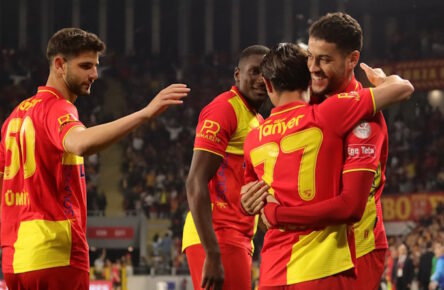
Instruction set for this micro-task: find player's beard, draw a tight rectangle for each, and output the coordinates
[311,66,348,98]
[64,68,92,97]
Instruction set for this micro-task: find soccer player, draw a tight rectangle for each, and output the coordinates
[242,13,395,290]
[183,45,270,290]
[0,28,189,290]
[242,43,413,289]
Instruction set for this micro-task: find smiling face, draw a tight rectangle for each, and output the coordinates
[62,51,99,96]
[307,37,353,97]
[235,54,268,110]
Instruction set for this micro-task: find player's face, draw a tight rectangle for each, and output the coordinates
[307,37,350,97]
[64,51,99,96]
[235,54,267,109]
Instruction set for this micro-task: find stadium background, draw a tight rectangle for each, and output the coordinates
[0,0,443,289]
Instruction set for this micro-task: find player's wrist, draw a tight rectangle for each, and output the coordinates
[263,202,279,227]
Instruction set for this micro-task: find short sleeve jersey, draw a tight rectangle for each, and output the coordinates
[243,88,375,286]
[0,86,88,274]
[341,78,389,258]
[182,86,262,253]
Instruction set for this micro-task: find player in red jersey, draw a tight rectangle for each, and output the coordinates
[182,45,269,290]
[0,28,189,290]
[242,13,395,290]
[242,43,412,290]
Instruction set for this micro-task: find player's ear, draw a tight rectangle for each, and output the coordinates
[348,50,360,70]
[234,66,240,84]
[53,55,67,75]
[263,77,273,94]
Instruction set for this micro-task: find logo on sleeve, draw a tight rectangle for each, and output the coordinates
[352,122,371,139]
[196,119,221,143]
[58,113,78,127]
[337,91,360,101]
[347,144,376,159]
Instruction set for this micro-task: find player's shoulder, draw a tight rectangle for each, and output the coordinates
[348,112,387,141]
[200,89,237,118]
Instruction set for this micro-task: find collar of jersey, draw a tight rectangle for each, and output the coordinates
[230,86,257,114]
[37,86,64,100]
[326,74,361,97]
[270,100,307,117]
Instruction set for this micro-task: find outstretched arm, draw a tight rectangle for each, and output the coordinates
[64,84,190,156]
[261,170,374,228]
[186,150,224,290]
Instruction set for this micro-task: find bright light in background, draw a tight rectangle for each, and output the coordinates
[428,90,443,106]
[428,90,444,113]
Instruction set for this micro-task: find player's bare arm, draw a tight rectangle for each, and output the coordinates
[361,63,414,111]
[64,84,189,156]
[240,180,269,215]
[186,150,224,290]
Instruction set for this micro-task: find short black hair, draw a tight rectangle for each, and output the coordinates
[309,12,363,54]
[238,45,270,66]
[46,28,106,63]
[260,43,310,92]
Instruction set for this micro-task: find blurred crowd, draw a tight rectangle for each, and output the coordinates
[383,204,444,290]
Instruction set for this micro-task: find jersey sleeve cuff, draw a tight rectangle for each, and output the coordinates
[342,168,377,174]
[369,88,376,115]
[193,147,225,158]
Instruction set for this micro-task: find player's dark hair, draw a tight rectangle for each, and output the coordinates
[238,45,270,66]
[260,43,310,92]
[46,28,106,63]
[309,12,363,54]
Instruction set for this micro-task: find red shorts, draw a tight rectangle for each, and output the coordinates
[259,268,356,290]
[4,266,89,290]
[185,243,252,290]
[355,249,387,290]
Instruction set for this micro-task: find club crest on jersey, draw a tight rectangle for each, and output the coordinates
[337,91,360,101]
[353,122,371,139]
[196,119,221,143]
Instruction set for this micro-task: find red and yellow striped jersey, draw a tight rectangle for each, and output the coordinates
[182,86,262,254]
[0,86,88,273]
[342,78,389,258]
[244,88,375,286]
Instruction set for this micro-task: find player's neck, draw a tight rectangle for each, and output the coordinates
[46,73,78,103]
[275,90,306,107]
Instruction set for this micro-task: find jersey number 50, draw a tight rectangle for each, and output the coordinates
[250,128,322,201]
[4,117,36,180]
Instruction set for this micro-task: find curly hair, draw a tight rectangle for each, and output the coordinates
[309,12,363,54]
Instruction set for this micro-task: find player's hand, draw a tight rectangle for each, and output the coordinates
[142,84,190,119]
[201,252,224,290]
[240,180,270,215]
[360,63,387,87]
[260,195,280,230]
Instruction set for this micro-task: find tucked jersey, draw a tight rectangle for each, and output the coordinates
[0,86,88,274]
[342,78,389,258]
[244,89,376,286]
[182,86,262,254]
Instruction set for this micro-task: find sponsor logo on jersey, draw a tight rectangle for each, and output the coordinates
[196,119,221,143]
[347,144,376,159]
[353,122,371,139]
